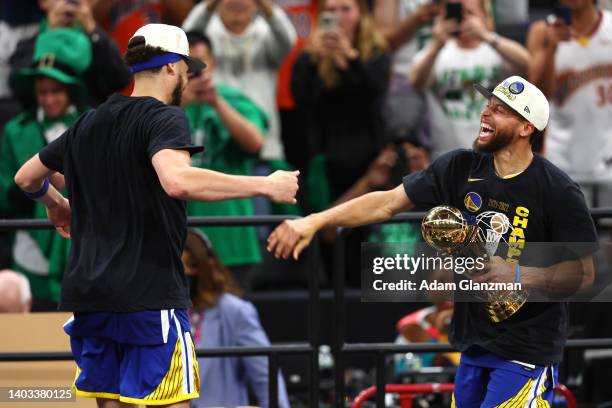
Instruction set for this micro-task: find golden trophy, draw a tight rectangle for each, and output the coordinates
[421,206,527,322]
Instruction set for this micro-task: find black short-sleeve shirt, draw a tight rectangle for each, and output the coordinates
[39,94,203,312]
[403,149,598,365]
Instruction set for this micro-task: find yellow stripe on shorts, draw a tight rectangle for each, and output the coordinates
[497,378,533,408]
[144,338,184,401]
[535,381,551,408]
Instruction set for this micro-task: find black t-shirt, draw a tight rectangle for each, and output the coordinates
[403,149,598,365]
[39,94,203,312]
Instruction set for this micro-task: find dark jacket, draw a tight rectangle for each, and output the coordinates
[291,49,391,200]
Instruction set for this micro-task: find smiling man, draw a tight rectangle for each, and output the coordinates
[267,75,598,407]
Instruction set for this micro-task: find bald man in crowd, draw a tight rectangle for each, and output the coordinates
[0,270,32,313]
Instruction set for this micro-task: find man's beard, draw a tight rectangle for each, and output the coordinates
[170,76,184,106]
[473,127,513,153]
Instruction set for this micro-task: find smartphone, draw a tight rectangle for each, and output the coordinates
[318,11,339,31]
[445,2,463,23]
[554,5,572,25]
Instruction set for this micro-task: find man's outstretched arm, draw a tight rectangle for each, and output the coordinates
[267,184,413,260]
[152,148,299,203]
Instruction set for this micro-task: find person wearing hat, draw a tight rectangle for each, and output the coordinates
[267,75,598,407]
[0,28,91,311]
[9,0,131,107]
[13,23,299,407]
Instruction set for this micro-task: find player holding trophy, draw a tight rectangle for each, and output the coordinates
[268,76,597,406]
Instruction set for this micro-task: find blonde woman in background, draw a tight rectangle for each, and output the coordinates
[292,0,392,205]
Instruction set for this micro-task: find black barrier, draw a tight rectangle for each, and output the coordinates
[0,215,316,408]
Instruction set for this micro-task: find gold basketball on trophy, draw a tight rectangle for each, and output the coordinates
[421,206,527,323]
[421,206,480,257]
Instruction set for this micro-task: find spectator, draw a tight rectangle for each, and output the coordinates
[182,0,297,176]
[183,229,290,408]
[527,0,612,201]
[183,31,267,288]
[394,303,459,373]
[0,0,42,132]
[292,0,391,203]
[90,0,196,54]
[0,29,89,311]
[373,0,439,149]
[0,1,43,269]
[9,0,131,107]
[0,270,32,313]
[409,0,529,153]
[276,0,320,175]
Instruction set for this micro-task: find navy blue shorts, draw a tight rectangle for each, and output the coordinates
[64,309,199,405]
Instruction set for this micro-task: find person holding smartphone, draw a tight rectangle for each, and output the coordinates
[9,0,131,107]
[409,0,529,154]
[527,0,612,204]
[291,0,391,205]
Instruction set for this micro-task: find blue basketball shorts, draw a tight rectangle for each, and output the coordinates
[452,347,558,408]
[64,309,199,405]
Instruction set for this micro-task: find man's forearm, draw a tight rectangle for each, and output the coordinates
[521,256,594,294]
[409,41,443,89]
[485,33,529,72]
[310,186,411,231]
[214,97,263,154]
[528,46,557,98]
[177,167,269,202]
[264,4,297,65]
[18,177,65,209]
[385,13,423,51]
[182,2,212,32]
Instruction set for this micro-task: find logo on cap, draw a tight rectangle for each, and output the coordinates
[509,81,524,95]
[494,84,516,101]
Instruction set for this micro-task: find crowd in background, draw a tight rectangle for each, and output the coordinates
[1,0,612,406]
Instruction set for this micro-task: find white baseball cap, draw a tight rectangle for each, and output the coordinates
[129,24,205,73]
[474,75,549,131]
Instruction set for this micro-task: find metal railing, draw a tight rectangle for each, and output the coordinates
[0,215,318,408]
[3,209,612,407]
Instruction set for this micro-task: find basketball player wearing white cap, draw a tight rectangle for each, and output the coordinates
[268,75,597,406]
[14,24,298,407]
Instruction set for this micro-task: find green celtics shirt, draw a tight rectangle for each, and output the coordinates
[0,107,79,303]
[414,39,505,150]
[185,85,268,266]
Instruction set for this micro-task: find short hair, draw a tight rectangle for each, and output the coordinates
[124,35,168,74]
[185,31,214,56]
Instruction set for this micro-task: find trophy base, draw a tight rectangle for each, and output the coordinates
[486,296,527,323]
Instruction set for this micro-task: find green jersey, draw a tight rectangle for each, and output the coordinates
[0,108,79,303]
[185,85,268,266]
